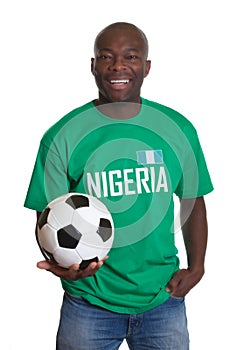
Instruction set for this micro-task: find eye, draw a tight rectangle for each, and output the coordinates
[98,54,112,60]
[128,55,137,60]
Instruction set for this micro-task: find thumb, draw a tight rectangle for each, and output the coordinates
[165,270,183,293]
[37,260,51,270]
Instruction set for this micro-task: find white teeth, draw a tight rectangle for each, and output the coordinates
[110,79,129,84]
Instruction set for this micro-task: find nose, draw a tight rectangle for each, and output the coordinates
[109,56,126,71]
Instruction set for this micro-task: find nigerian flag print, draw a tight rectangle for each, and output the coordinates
[137,150,164,165]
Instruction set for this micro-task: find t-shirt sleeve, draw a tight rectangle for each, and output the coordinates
[24,141,70,212]
[175,124,213,199]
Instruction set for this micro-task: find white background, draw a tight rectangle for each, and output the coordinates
[1,0,243,349]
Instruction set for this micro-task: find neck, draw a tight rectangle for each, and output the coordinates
[94,98,142,119]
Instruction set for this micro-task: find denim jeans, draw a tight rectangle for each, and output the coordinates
[56,292,189,350]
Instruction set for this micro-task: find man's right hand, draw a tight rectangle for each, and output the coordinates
[37,256,108,280]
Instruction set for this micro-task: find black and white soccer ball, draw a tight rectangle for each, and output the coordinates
[37,193,114,269]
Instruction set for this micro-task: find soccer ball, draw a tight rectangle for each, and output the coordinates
[37,193,114,269]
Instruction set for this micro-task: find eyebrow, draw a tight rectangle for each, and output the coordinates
[98,48,140,53]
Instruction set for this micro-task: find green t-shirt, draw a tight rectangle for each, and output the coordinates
[24,98,213,314]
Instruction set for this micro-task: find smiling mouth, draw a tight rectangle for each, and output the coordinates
[110,79,129,85]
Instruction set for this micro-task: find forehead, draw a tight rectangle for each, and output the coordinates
[95,28,147,54]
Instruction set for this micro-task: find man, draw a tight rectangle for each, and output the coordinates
[24,22,213,349]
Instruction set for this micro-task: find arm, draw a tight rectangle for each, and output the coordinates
[166,196,208,297]
[35,211,108,280]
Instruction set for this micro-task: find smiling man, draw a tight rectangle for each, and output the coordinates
[24,22,213,350]
[92,22,151,106]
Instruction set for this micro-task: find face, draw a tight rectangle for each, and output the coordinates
[91,27,151,104]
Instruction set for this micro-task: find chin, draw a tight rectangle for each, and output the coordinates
[108,95,139,104]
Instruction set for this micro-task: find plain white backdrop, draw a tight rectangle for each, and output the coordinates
[1,0,243,349]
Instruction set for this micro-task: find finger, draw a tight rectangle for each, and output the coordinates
[79,260,105,278]
[101,255,109,263]
[166,275,181,293]
[78,256,109,276]
[170,279,191,297]
[37,260,69,279]
[166,269,187,293]
[37,260,52,270]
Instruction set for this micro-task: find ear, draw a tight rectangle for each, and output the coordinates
[91,58,95,75]
[144,60,151,77]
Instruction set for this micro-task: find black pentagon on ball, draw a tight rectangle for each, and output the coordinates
[79,257,98,270]
[57,224,82,249]
[97,218,112,242]
[65,194,89,209]
[38,207,51,229]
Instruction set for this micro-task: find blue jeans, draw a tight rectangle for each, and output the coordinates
[56,292,189,350]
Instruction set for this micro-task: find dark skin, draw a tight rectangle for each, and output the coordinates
[166,197,207,296]
[36,23,208,297]
[91,23,151,118]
